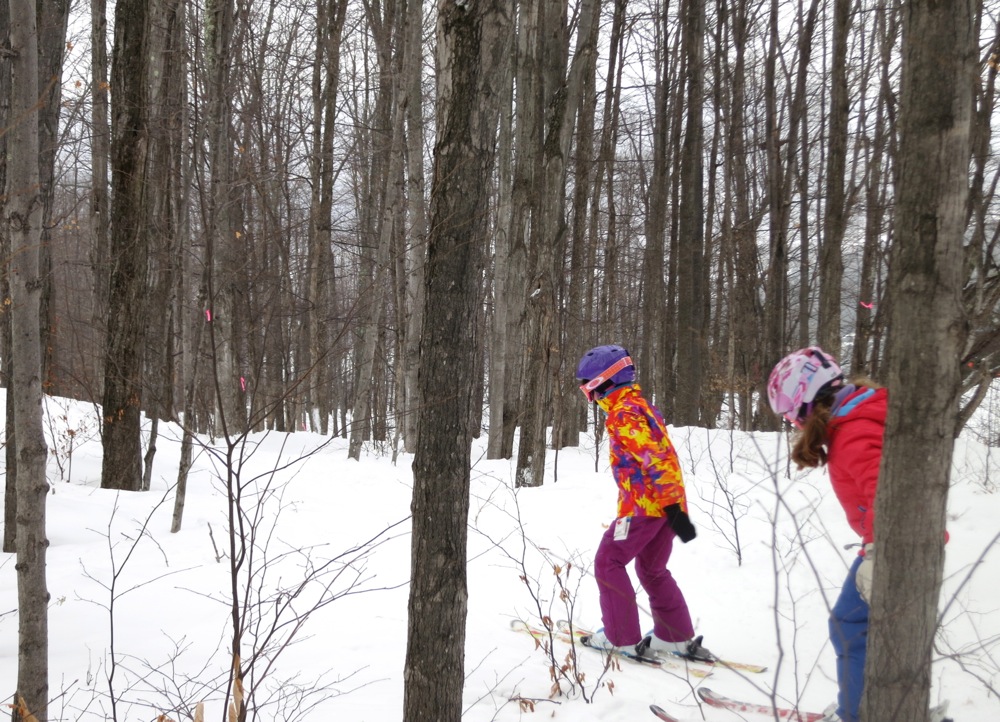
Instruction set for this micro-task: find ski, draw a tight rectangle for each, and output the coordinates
[640,632,767,673]
[552,620,711,678]
[697,687,827,721]
[634,627,768,673]
[511,619,710,677]
[649,703,681,722]
[678,649,767,674]
[510,618,566,646]
[511,618,665,668]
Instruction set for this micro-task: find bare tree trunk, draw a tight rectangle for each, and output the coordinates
[661,3,682,411]
[349,0,401,460]
[641,0,671,405]
[35,0,68,393]
[817,0,850,357]
[722,0,762,430]
[674,0,706,426]
[495,1,539,461]
[956,15,1000,418]
[101,0,149,491]
[515,0,587,486]
[486,43,515,459]
[404,0,509,717]
[206,0,245,437]
[400,0,428,453]
[853,4,897,376]
[554,0,601,449]
[0,0,14,556]
[793,0,820,352]
[172,277,208,533]
[758,0,787,432]
[90,0,111,389]
[7,0,50,715]
[308,0,348,436]
[863,1,975,720]
[141,0,185,492]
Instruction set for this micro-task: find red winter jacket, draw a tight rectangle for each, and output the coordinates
[825,386,887,545]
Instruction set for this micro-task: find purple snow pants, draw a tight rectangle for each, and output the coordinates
[594,514,695,646]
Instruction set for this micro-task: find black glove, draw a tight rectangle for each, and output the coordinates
[665,503,696,543]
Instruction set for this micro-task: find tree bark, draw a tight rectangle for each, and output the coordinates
[640,0,671,406]
[308,0,349,436]
[0,0,13,556]
[101,0,149,491]
[404,0,509,717]
[486,42,515,459]
[758,0,787,432]
[863,1,975,720]
[674,0,706,426]
[515,0,598,484]
[205,0,243,437]
[853,4,897,377]
[7,0,50,715]
[817,0,850,357]
[348,0,401,459]
[400,0,429,453]
[89,0,111,389]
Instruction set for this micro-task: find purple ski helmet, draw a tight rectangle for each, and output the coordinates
[576,345,635,402]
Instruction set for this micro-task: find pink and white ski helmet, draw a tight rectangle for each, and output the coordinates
[767,346,844,426]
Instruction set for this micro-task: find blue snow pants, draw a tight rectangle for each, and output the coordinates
[829,555,869,722]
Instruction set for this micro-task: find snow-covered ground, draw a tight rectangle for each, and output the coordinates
[2,393,999,721]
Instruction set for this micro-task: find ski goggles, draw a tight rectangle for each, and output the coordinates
[578,356,633,402]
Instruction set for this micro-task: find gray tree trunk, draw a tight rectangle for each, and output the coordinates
[553,0,601,449]
[640,0,672,406]
[0,0,13,556]
[348,0,401,460]
[515,0,586,487]
[403,0,510,717]
[723,0,761,430]
[852,5,896,377]
[863,1,975,720]
[308,0,348,436]
[792,0,821,353]
[674,0,706,426]
[101,0,149,491]
[205,0,243,437]
[486,50,514,460]
[400,0,428,453]
[817,0,850,357]
[758,0,787,432]
[7,0,50,715]
[89,0,110,388]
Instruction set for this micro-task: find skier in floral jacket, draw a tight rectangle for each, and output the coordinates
[575,344,713,663]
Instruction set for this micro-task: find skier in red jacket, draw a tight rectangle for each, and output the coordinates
[767,347,949,722]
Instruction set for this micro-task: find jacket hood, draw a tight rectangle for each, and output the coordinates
[829,385,887,428]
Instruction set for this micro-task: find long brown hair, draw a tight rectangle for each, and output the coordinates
[789,377,882,469]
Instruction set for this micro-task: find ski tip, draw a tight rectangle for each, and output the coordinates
[649,703,680,722]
